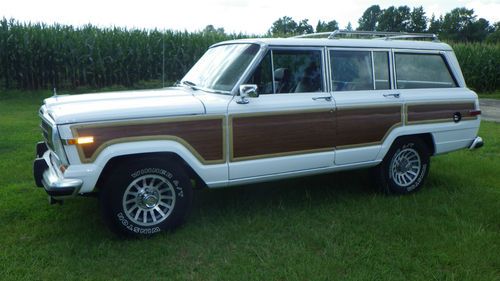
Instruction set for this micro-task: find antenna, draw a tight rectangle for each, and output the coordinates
[53,87,58,97]
[162,33,165,88]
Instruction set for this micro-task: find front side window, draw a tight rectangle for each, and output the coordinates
[395,53,457,89]
[182,43,260,93]
[246,49,324,94]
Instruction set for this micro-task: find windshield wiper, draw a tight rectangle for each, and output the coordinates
[179,80,230,95]
[181,80,198,90]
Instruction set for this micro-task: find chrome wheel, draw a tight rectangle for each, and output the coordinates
[390,148,421,187]
[122,174,176,226]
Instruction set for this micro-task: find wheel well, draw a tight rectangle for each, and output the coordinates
[396,133,435,155]
[95,152,207,191]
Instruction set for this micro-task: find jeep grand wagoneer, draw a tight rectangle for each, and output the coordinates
[34,31,483,237]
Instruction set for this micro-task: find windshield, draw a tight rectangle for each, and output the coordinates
[181,43,260,93]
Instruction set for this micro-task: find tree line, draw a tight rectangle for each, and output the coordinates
[269,6,500,43]
[0,10,498,93]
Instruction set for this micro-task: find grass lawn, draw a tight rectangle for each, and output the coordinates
[0,91,499,281]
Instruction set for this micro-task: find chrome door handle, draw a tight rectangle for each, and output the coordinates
[383,93,400,98]
[312,96,332,101]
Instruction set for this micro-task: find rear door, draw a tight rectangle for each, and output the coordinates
[329,48,404,165]
[227,47,336,180]
[393,49,479,153]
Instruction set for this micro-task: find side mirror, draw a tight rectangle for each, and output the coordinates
[237,84,259,104]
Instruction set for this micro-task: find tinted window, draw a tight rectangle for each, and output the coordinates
[246,49,324,94]
[395,53,457,89]
[331,50,373,91]
[373,52,390,90]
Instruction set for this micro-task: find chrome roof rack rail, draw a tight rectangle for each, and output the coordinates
[293,30,439,42]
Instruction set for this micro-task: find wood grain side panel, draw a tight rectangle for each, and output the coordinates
[407,103,475,123]
[231,111,336,160]
[336,106,402,147]
[74,118,224,163]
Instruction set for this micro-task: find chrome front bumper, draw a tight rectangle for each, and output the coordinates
[469,136,484,150]
[33,142,82,199]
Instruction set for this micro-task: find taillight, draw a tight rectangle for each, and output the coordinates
[469,110,481,117]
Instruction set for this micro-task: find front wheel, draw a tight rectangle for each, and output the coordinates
[99,159,193,237]
[373,137,430,195]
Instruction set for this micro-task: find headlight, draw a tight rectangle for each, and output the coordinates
[52,127,69,166]
[41,115,69,166]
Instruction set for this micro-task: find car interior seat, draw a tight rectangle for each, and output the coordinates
[274,68,291,93]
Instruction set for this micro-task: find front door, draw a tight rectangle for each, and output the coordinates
[228,47,336,180]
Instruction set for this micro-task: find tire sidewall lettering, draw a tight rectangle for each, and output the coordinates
[406,163,427,192]
[117,212,161,234]
[130,168,184,198]
[131,168,172,179]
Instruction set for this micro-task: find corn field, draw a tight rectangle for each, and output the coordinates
[0,18,499,93]
[0,18,240,90]
[453,43,500,92]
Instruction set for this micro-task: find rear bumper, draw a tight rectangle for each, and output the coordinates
[468,136,484,150]
[33,142,82,199]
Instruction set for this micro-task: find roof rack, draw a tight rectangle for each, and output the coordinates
[293,30,439,42]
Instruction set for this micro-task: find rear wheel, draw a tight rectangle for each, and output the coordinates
[374,137,430,194]
[99,159,193,237]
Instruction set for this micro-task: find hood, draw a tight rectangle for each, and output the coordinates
[43,87,206,124]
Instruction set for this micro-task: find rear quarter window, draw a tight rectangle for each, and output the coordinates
[395,53,457,89]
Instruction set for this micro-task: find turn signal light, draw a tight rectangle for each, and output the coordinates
[67,136,94,145]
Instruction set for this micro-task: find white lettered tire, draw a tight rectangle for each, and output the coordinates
[374,137,430,195]
[99,158,193,237]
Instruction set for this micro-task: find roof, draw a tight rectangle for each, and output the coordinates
[212,38,453,51]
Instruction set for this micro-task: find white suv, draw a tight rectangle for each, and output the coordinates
[33,31,483,237]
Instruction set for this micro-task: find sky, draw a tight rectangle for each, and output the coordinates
[2,0,499,34]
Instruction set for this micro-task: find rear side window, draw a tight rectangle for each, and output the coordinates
[373,52,390,90]
[331,50,373,91]
[330,50,391,91]
[395,53,457,89]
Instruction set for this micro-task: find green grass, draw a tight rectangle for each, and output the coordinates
[0,92,499,280]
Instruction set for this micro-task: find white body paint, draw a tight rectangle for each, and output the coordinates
[36,37,481,197]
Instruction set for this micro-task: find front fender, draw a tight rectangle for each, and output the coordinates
[70,140,228,193]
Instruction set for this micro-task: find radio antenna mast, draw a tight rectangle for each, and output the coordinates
[162,33,165,88]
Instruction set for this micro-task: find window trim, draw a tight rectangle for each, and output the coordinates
[231,43,268,96]
[327,47,393,93]
[392,49,459,90]
[373,50,392,90]
[371,52,376,90]
[270,50,276,94]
